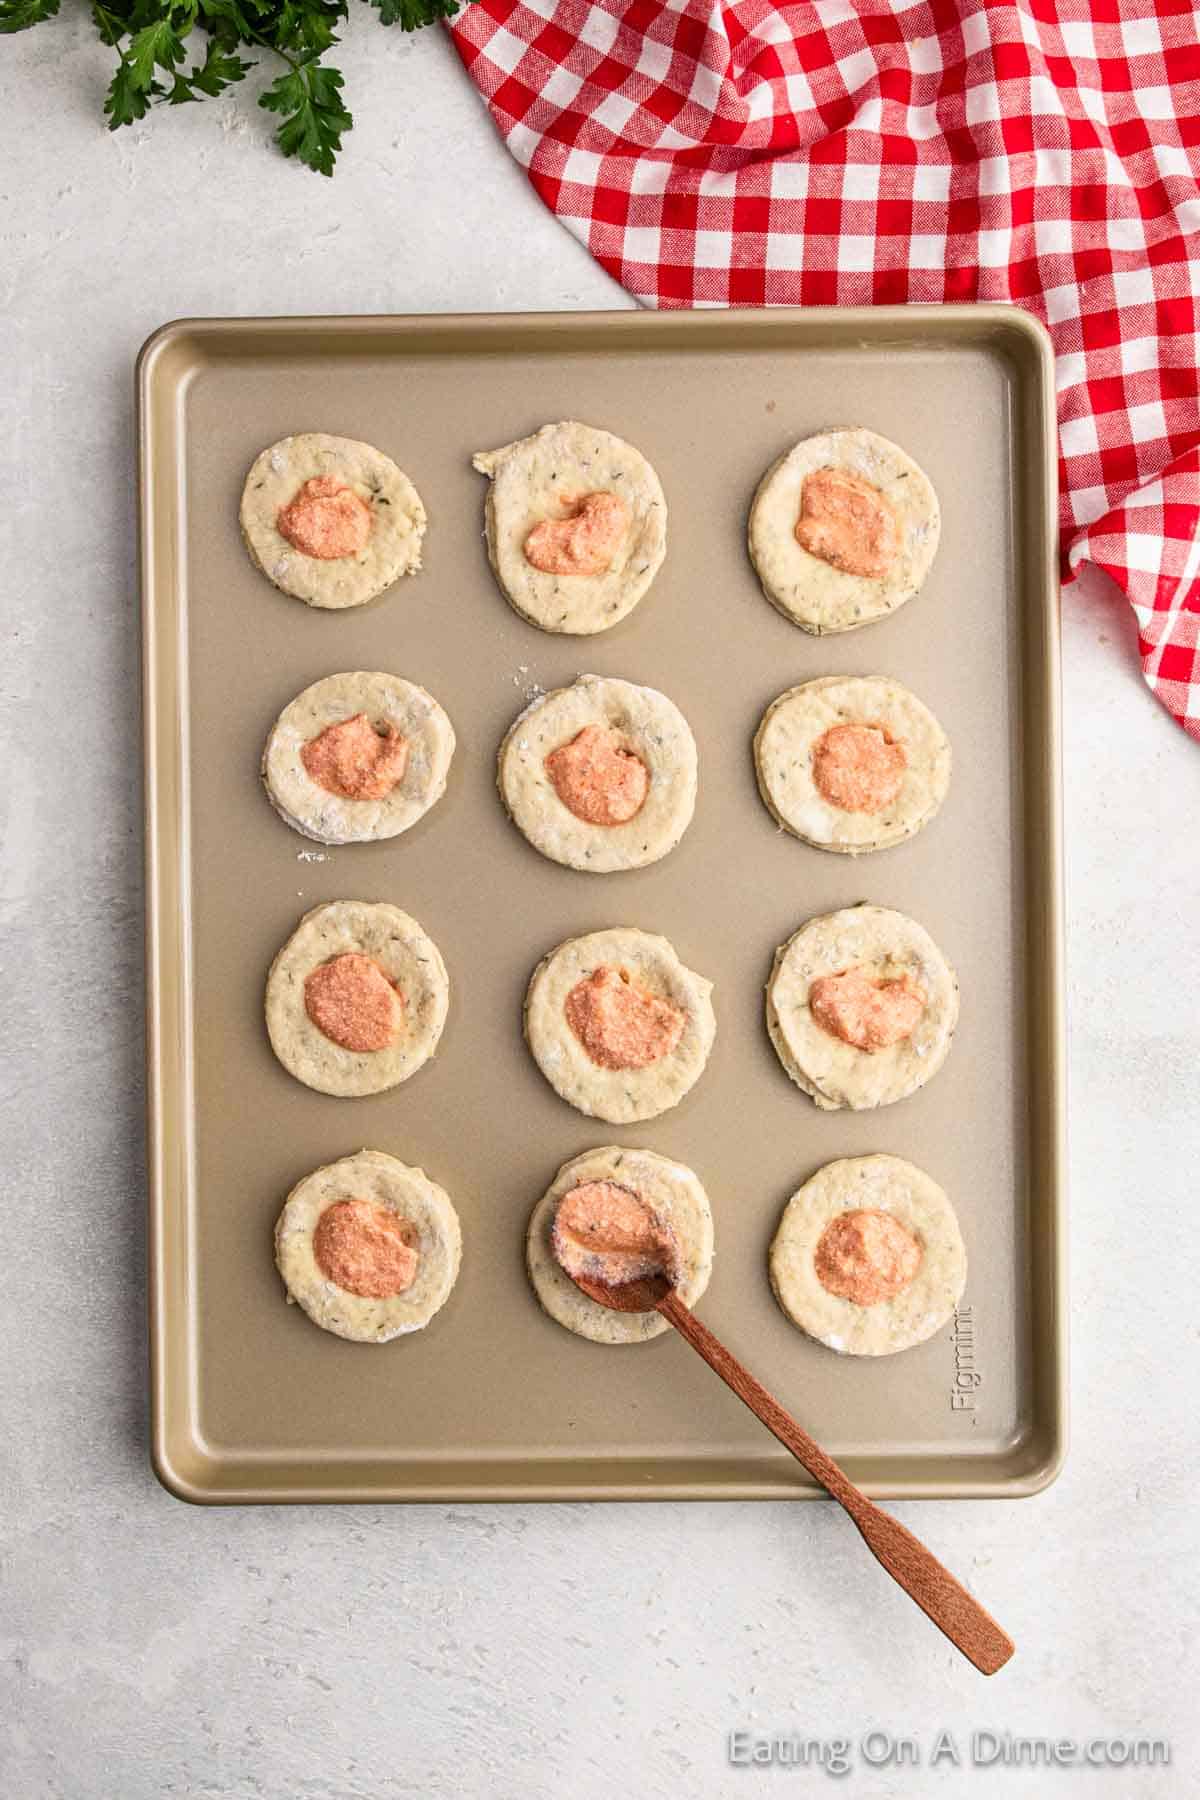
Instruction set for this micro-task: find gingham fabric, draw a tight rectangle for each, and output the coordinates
[450,0,1200,740]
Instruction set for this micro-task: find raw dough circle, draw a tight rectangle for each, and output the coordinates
[262,671,455,845]
[527,1147,714,1344]
[766,905,958,1111]
[472,421,667,634]
[240,433,426,609]
[754,675,951,854]
[525,928,716,1124]
[748,427,940,634]
[275,1150,462,1343]
[498,675,698,872]
[769,1154,966,1356]
[266,900,449,1097]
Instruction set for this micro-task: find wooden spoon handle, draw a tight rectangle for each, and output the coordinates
[658,1290,1014,1677]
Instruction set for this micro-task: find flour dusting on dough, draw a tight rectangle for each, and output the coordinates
[748,428,940,634]
[770,1154,966,1356]
[767,905,958,1111]
[474,422,667,635]
[754,676,950,855]
[498,675,697,873]
[241,433,426,611]
[276,1151,462,1344]
[527,1147,714,1345]
[525,927,716,1124]
[264,672,455,847]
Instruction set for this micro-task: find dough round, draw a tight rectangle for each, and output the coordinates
[275,1151,462,1343]
[769,1155,966,1356]
[266,901,449,1097]
[498,675,697,872]
[262,671,455,845]
[240,433,426,609]
[754,675,951,854]
[766,905,958,1111]
[472,421,667,634]
[748,428,940,634]
[527,1147,714,1344]
[525,928,716,1124]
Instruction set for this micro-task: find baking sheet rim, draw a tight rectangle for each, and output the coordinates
[139,305,1067,1505]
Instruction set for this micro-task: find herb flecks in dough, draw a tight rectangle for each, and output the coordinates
[528,1147,714,1345]
[473,426,666,635]
[265,673,453,845]
[524,491,630,576]
[552,1181,680,1287]
[303,952,404,1052]
[500,677,696,872]
[313,1198,419,1299]
[545,724,648,826]
[525,927,714,1124]
[242,435,425,610]
[813,1209,923,1307]
[277,476,371,560]
[769,1155,965,1357]
[750,431,939,635]
[796,467,899,578]
[768,906,956,1111]
[754,678,950,855]
[267,902,447,1098]
[301,712,409,801]
[811,721,906,814]
[809,965,925,1053]
[564,966,685,1071]
[276,1152,461,1344]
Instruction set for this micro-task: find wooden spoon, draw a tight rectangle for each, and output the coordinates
[569,1265,1015,1677]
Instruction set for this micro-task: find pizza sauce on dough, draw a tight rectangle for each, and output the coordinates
[813,1209,922,1307]
[277,475,372,560]
[552,1181,679,1287]
[544,724,648,826]
[795,467,899,579]
[811,722,906,814]
[313,1198,419,1298]
[564,966,685,1071]
[304,953,404,1053]
[523,491,629,576]
[809,966,926,1053]
[301,713,410,801]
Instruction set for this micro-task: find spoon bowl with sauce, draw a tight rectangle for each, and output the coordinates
[553,1184,1015,1678]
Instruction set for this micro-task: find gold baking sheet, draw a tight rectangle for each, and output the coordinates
[139,308,1065,1503]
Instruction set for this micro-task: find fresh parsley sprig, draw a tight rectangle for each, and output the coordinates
[1,0,466,173]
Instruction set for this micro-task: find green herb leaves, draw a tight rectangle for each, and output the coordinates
[103,12,188,127]
[6,0,465,170]
[172,41,253,102]
[0,0,61,33]
[260,61,351,178]
[365,0,459,29]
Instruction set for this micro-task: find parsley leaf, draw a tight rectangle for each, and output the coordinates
[260,59,351,177]
[168,37,252,102]
[128,16,186,80]
[273,0,341,55]
[365,0,458,28]
[0,0,60,32]
[195,0,257,44]
[105,55,159,126]
[91,2,126,46]
[104,17,187,128]
[9,0,468,171]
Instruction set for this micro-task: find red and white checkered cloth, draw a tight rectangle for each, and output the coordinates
[450,0,1200,740]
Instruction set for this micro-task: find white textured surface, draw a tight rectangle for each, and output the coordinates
[3,16,1199,1797]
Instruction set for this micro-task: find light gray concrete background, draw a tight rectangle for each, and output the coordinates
[3,14,1198,1798]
